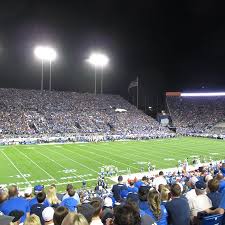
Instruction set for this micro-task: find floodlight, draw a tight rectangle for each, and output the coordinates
[87,53,109,67]
[34,46,57,62]
[181,92,225,97]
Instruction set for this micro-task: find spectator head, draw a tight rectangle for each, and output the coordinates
[47,186,59,205]
[62,213,89,225]
[37,192,46,204]
[0,187,8,204]
[195,181,206,195]
[24,214,41,225]
[158,184,165,193]
[170,183,181,197]
[118,176,123,183]
[208,178,219,193]
[129,180,134,186]
[216,173,224,181]
[159,171,164,176]
[77,204,95,224]
[189,176,198,188]
[113,204,141,225]
[142,176,148,182]
[90,198,103,218]
[147,190,161,221]
[34,185,44,195]
[42,207,54,224]
[9,210,24,225]
[24,187,32,199]
[68,188,75,197]
[138,186,149,202]
[66,184,74,192]
[53,206,69,225]
[8,185,18,198]
[104,197,113,208]
[160,188,170,202]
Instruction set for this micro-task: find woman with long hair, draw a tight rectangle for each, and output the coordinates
[144,190,168,225]
[46,186,61,208]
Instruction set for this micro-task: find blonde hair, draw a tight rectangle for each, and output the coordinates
[160,188,170,202]
[148,190,161,221]
[24,215,41,225]
[62,213,89,225]
[47,186,60,205]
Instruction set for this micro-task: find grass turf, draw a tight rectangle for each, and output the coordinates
[0,137,225,191]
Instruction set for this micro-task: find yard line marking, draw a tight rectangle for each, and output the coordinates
[13,147,57,182]
[1,150,31,186]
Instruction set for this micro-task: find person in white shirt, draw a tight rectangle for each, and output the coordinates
[185,176,198,203]
[189,181,212,222]
[152,171,167,191]
[62,184,80,204]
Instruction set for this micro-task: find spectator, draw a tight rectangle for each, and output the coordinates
[160,188,170,207]
[101,197,113,225]
[53,206,69,225]
[189,181,212,221]
[62,213,89,225]
[216,173,225,193]
[111,176,127,202]
[0,187,8,204]
[24,214,41,225]
[77,204,95,224]
[30,192,47,225]
[165,183,190,225]
[62,185,80,205]
[46,186,60,208]
[127,180,138,194]
[50,185,64,202]
[144,189,168,225]
[185,176,198,203]
[61,189,78,212]
[0,185,30,223]
[207,178,221,208]
[152,171,167,191]
[42,207,54,225]
[9,210,24,225]
[138,186,150,211]
[24,188,33,200]
[90,199,103,225]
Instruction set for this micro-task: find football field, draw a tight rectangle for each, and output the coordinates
[0,137,225,191]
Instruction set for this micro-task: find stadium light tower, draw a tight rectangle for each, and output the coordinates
[87,53,109,94]
[34,46,57,91]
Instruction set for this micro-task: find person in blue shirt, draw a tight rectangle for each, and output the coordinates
[216,173,225,193]
[207,178,222,208]
[127,180,138,194]
[60,188,78,212]
[144,189,168,225]
[0,185,30,223]
[138,186,150,211]
[29,185,50,208]
[112,176,127,202]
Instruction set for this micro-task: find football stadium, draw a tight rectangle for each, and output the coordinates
[1,2,225,225]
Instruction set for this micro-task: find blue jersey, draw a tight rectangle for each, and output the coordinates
[29,197,50,208]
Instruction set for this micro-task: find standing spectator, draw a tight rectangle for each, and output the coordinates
[0,185,30,223]
[189,181,212,222]
[165,184,190,225]
[138,186,150,211]
[42,207,54,225]
[207,178,222,208]
[53,206,69,225]
[152,172,167,191]
[160,188,170,207]
[24,188,33,200]
[62,185,80,205]
[46,186,60,208]
[144,190,168,225]
[50,185,64,202]
[185,176,198,203]
[77,204,95,224]
[216,173,225,193]
[112,176,127,202]
[24,214,41,225]
[101,197,113,225]
[127,180,138,194]
[0,187,8,204]
[61,189,78,212]
[30,192,47,225]
[62,213,89,225]
[90,199,103,225]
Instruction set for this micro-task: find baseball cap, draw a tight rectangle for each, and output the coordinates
[24,187,33,195]
[34,185,44,194]
[195,181,206,190]
[42,207,54,222]
[9,210,24,223]
[104,197,113,207]
[190,176,198,186]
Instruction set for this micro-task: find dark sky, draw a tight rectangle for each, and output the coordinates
[1,1,225,108]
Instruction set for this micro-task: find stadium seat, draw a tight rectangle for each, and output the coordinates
[199,214,224,225]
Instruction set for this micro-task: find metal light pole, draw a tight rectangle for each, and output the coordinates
[49,60,52,91]
[41,59,44,92]
[94,64,97,95]
[101,64,103,94]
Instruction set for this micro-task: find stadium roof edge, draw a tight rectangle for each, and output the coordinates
[166,91,225,97]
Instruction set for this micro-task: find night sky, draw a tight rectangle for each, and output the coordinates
[1,1,225,109]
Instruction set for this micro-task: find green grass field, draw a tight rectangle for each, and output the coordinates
[0,137,225,191]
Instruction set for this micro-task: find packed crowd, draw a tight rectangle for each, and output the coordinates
[2,159,225,225]
[0,89,172,141]
[167,96,225,136]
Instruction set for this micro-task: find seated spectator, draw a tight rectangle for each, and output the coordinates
[144,190,168,225]
[152,171,167,191]
[61,189,78,212]
[42,207,54,225]
[62,213,89,225]
[207,178,221,208]
[9,210,24,225]
[112,176,127,202]
[90,198,103,225]
[160,188,170,207]
[30,192,47,225]
[24,214,41,225]
[53,206,69,225]
[29,185,50,208]
[113,203,141,225]
[46,186,60,208]
[185,176,198,203]
[165,183,190,225]
[216,173,225,193]
[0,185,30,223]
[62,185,80,204]
[189,181,212,222]
[77,204,95,224]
